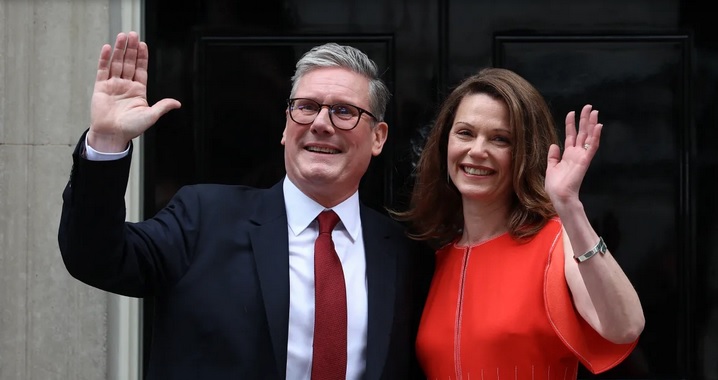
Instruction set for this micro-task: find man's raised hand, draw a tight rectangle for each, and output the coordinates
[88,31,181,152]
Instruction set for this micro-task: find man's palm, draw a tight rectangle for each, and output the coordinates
[88,31,180,151]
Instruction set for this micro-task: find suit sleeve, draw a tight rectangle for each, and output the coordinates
[58,131,198,297]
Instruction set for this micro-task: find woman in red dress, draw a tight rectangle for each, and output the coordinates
[394,68,645,380]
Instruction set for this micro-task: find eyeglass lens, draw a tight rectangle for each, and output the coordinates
[289,98,363,130]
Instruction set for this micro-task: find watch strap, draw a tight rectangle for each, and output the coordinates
[574,237,607,263]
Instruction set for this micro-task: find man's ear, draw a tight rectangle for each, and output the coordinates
[371,122,389,156]
[281,110,289,145]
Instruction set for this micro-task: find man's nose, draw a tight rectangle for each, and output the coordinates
[310,107,336,132]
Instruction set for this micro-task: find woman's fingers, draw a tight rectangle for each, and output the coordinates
[564,110,577,148]
[575,104,593,147]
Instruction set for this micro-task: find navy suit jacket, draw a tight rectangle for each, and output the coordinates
[58,134,434,379]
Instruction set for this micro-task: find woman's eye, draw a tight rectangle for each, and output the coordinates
[493,135,511,144]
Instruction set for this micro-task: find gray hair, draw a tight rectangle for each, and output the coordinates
[290,43,391,122]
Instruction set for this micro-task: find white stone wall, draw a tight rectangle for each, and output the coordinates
[0,0,140,379]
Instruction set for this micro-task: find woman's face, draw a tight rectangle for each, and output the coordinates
[447,93,514,206]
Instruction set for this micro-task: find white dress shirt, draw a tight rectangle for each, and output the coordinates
[85,139,369,379]
[84,135,131,161]
[283,177,368,380]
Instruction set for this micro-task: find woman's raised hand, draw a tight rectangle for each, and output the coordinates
[545,104,602,206]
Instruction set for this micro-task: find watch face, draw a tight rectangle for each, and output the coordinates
[597,237,607,255]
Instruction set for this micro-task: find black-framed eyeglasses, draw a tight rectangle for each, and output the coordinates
[287,98,378,131]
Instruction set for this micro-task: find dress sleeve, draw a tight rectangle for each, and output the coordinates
[543,227,639,374]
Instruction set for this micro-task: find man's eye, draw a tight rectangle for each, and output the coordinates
[333,106,353,116]
[298,104,318,112]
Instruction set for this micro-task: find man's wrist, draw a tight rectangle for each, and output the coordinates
[84,134,130,161]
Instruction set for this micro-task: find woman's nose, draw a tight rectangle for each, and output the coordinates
[468,138,488,156]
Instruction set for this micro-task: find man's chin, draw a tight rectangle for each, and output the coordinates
[303,172,340,185]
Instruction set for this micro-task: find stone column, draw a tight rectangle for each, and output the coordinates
[0,0,141,379]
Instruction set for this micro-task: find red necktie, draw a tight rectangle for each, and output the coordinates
[311,210,347,380]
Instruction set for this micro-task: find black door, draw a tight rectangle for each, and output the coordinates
[143,0,718,378]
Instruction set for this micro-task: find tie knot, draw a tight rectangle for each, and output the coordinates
[317,210,340,234]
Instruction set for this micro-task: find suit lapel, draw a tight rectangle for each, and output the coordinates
[361,206,398,380]
[249,182,290,379]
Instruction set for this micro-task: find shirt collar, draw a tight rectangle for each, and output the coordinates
[283,176,361,241]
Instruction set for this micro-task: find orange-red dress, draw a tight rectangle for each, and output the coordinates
[416,218,637,380]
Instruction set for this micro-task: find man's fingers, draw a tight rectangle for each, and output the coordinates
[121,32,140,80]
[134,42,149,85]
[95,44,112,82]
[109,32,128,78]
[148,98,182,124]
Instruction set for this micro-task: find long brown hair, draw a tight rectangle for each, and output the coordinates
[392,68,559,247]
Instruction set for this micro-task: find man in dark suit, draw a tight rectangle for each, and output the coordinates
[58,31,433,379]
